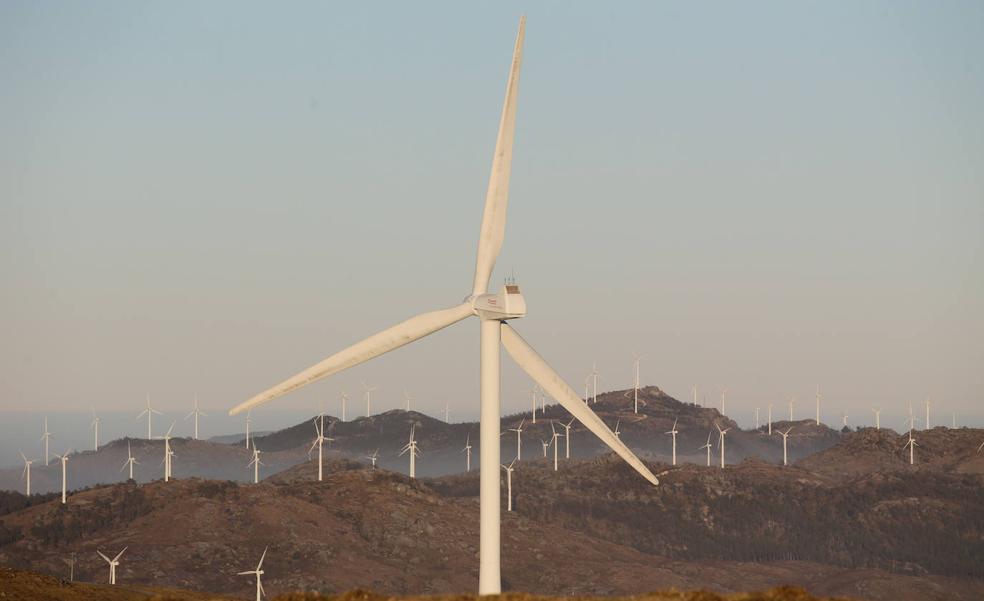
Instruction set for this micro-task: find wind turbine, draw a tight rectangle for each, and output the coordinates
[976,440,984,454]
[767,404,773,435]
[367,448,379,469]
[924,397,931,430]
[65,553,76,582]
[403,388,413,412]
[778,427,793,466]
[841,412,849,429]
[589,362,600,404]
[55,450,70,503]
[157,422,176,482]
[715,424,730,469]
[665,418,679,466]
[699,432,712,467]
[340,391,349,422]
[137,394,162,439]
[90,409,101,451]
[97,548,127,585]
[558,417,575,459]
[691,384,698,406]
[224,18,658,595]
[720,387,727,415]
[501,459,516,511]
[248,437,264,484]
[872,408,881,430]
[121,441,138,480]
[754,407,760,430]
[462,434,473,472]
[238,547,267,601]
[540,438,550,458]
[309,415,331,482]
[529,385,538,423]
[815,384,821,426]
[903,429,917,465]
[444,401,451,423]
[19,452,32,496]
[361,381,377,417]
[508,418,525,461]
[550,422,561,471]
[41,417,51,466]
[613,418,621,440]
[185,394,206,440]
[399,425,420,479]
[788,396,796,421]
[244,409,252,448]
[630,354,643,413]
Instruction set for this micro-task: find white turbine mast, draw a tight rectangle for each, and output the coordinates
[550,422,561,471]
[540,438,550,458]
[157,422,176,482]
[691,384,698,406]
[720,387,727,415]
[815,384,821,426]
[665,418,679,466]
[340,390,349,422]
[361,381,377,417]
[244,409,252,448]
[872,407,881,430]
[97,547,127,585]
[841,411,849,429]
[403,388,413,412]
[309,415,331,482]
[903,429,917,465]
[121,440,139,480]
[444,401,451,423]
[137,393,162,440]
[529,385,539,423]
[248,436,264,484]
[399,424,420,479]
[630,354,643,413]
[19,452,32,496]
[55,450,71,504]
[924,397,931,430]
[778,427,793,466]
[699,432,712,467]
[558,417,575,459]
[754,407,760,430]
[767,403,773,435]
[185,394,207,440]
[788,396,796,422]
[238,546,267,601]
[224,18,657,595]
[501,458,516,511]
[41,417,52,466]
[367,448,379,469]
[90,408,101,451]
[462,434,473,472]
[508,418,525,461]
[715,423,730,469]
[590,362,600,404]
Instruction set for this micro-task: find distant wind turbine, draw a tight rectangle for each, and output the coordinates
[444,401,451,423]
[872,408,881,430]
[244,409,252,448]
[550,422,561,471]
[767,404,773,435]
[699,432,712,467]
[501,458,516,511]
[715,424,730,469]
[55,450,71,503]
[691,384,698,406]
[558,417,575,459]
[309,415,331,482]
[778,427,793,466]
[529,385,538,423]
[65,553,76,582]
[924,397,931,430]
[97,548,127,585]
[630,354,643,413]
[903,429,917,465]
[90,409,101,451]
[367,448,379,469]
[121,441,138,480]
[362,381,377,417]
[399,425,420,479]
[248,437,264,484]
[137,394,162,440]
[403,388,413,412]
[720,387,727,415]
[19,452,32,496]
[754,407,760,430]
[462,434,473,472]
[788,397,796,421]
[508,418,525,461]
[238,547,267,601]
[841,412,849,429]
[340,391,349,422]
[613,418,621,440]
[540,438,550,458]
[815,384,821,426]
[665,418,679,466]
[589,363,600,404]
[41,417,51,466]
[185,394,206,440]
[157,422,176,482]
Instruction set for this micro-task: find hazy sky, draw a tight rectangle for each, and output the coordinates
[2,2,982,432]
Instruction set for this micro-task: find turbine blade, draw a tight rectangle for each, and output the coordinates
[113,547,127,561]
[471,16,526,296]
[501,324,659,486]
[97,551,110,563]
[257,546,267,570]
[229,303,474,415]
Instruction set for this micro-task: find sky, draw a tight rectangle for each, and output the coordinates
[1,1,982,457]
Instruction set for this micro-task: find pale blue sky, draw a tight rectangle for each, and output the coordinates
[2,2,982,434]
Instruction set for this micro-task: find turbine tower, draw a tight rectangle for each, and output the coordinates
[185,394,206,440]
[529,385,538,423]
[700,432,712,467]
[224,18,657,595]
[41,417,51,466]
[550,422,561,471]
[665,418,679,466]
[244,409,252,448]
[97,548,127,585]
[403,388,413,412]
[558,418,575,459]
[788,396,796,421]
[399,425,420,479]
[137,394,162,439]
[872,408,881,430]
[238,547,267,601]
[754,407,760,430]
[715,424,730,469]
[767,404,773,435]
[248,437,264,484]
[309,415,331,482]
[121,441,138,480]
[815,384,821,426]
[158,422,176,482]
[508,418,525,461]
[361,381,377,417]
[501,459,516,511]
[720,387,727,415]
[630,354,643,413]
[340,390,348,422]
[90,409,101,451]
[924,397,931,430]
[841,412,849,429]
[444,401,451,423]
[540,438,550,458]
[19,452,32,496]
[367,448,379,469]
[691,384,697,406]
[55,450,70,503]
[462,434,473,472]
[589,362,600,404]
[778,427,793,466]
[903,429,917,465]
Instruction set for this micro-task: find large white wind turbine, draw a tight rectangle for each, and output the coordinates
[185,394,207,440]
[90,409,100,451]
[462,434,473,472]
[41,417,51,466]
[715,424,730,469]
[248,437,264,484]
[361,381,377,417]
[55,450,70,503]
[97,547,127,585]
[309,415,332,481]
[699,432,712,467]
[121,441,138,480]
[238,547,267,601]
[665,418,679,465]
[19,452,32,496]
[508,418,525,461]
[778,427,793,466]
[225,18,657,595]
[501,459,516,511]
[137,394,162,440]
[399,425,420,479]
[903,429,917,465]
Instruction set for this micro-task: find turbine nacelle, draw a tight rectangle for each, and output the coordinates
[471,283,527,321]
